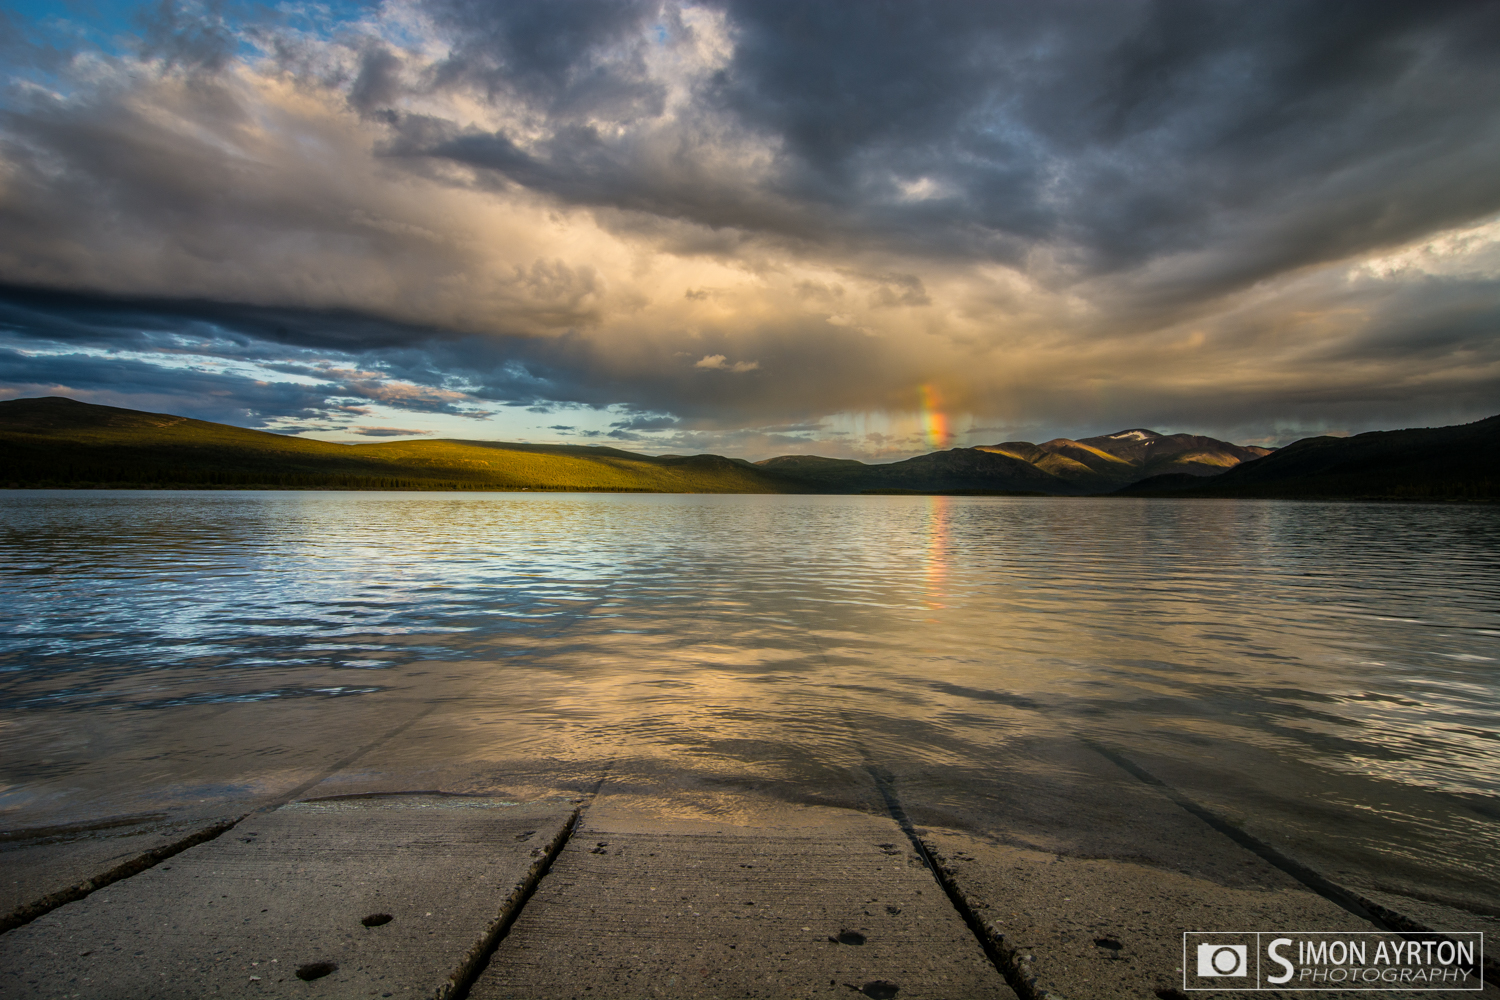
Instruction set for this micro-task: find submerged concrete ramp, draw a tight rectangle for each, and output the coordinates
[922,832,1386,1000]
[471,809,1018,1000]
[1,812,242,934]
[0,794,576,999]
[9,756,1477,1000]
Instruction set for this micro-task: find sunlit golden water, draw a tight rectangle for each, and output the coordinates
[2,492,1497,912]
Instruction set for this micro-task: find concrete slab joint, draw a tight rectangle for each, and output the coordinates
[469,808,1020,1000]
[1,815,247,935]
[0,793,580,999]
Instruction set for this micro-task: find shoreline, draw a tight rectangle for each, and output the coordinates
[3,485,1497,502]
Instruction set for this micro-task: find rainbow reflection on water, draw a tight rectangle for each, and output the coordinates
[924,494,949,611]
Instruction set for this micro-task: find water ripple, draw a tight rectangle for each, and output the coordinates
[2,490,1498,892]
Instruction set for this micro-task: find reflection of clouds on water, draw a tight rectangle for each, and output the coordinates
[2,493,1497,793]
[1,492,1498,901]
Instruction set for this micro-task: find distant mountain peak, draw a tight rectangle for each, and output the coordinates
[1105,429,1160,442]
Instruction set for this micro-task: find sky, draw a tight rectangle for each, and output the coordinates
[1,0,1498,460]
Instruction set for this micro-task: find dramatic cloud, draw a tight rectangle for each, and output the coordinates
[1,0,1497,456]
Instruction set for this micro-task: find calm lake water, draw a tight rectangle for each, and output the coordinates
[2,492,1497,919]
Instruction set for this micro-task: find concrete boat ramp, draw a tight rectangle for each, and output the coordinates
[2,768,1490,999]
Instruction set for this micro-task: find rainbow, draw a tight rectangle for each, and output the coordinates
[919,383,949,450]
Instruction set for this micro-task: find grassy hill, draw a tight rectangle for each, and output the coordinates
[0,397,804,493]
[1116,414,1500,500]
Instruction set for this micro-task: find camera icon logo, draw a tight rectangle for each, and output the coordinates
[1197,943,1249,977]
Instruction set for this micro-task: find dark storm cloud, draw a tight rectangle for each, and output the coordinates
[609,412,680,432]
[0,287,501,410]
[423,0,666,113]
[754,0,1500,287]
[0,284,438,353]
[0,345,339,426]
[350,426,432,436]
[11,0,1500,294]
[137,0,236,74]
[397,0,1500,293]
[0,285,543,424]
[347,42,404,114]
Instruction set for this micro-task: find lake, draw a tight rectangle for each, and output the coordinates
[2,491,1497,925]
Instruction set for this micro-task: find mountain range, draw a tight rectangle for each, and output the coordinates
[1118,413,1500,500]
[0,396,1495,499]
[760,429,1271,494]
